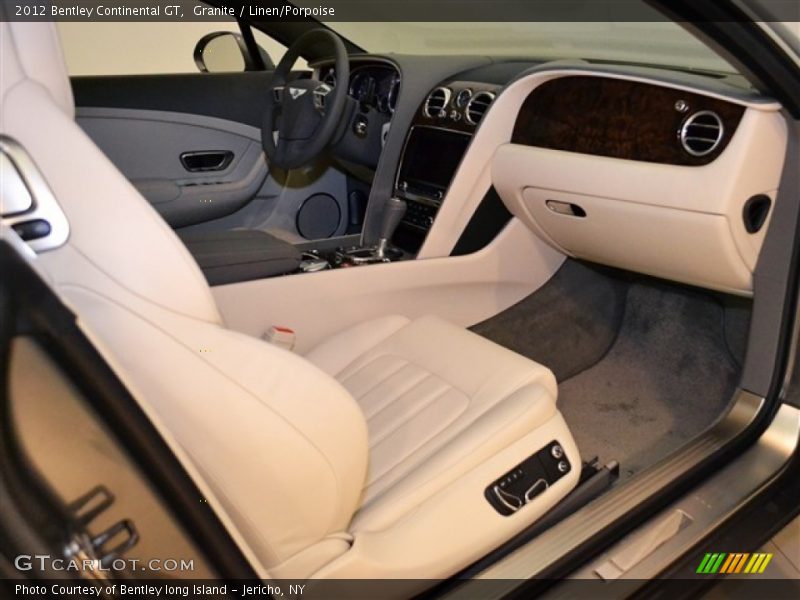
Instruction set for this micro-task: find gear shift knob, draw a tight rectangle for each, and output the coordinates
[377,197,407,257]
[380,197,407,241]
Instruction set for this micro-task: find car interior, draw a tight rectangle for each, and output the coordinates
[1,5,798,595]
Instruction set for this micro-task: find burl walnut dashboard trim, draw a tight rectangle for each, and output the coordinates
[511,76,746,166]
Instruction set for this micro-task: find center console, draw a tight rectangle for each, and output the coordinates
[291,81,499,274]
[296,194,408,270]
[394,82,498,254]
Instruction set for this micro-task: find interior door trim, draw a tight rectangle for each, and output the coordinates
[75,107,262,142]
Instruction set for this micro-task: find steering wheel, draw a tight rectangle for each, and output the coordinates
[261,29,350,170]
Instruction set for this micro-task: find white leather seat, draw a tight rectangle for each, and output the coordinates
[307,315,559,523]
[0,20,581,586]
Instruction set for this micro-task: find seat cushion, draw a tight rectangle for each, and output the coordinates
[306,314,559,530]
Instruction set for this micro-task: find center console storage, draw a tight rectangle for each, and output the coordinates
[178,229,301,286]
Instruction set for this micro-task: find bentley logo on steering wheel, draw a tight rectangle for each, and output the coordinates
[288,87,307,99]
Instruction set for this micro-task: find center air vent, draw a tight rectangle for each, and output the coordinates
[424,87,451,118]
[466,91,496,125]
[680,111,724,157]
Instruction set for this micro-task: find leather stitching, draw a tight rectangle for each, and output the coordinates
[361,367,433,420]
[368,384,456,448]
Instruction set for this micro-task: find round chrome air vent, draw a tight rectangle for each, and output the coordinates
[679,111,724,157]
[424,87,451,118]
[466,91,496,125]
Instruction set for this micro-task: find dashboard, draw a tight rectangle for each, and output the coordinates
[512,76,745,165]
[318,53,786,295]
[491,70,785,295]
[319,62,400,116]
[350,65,401,115]
[393,81,499,252]
[316,59,400,170]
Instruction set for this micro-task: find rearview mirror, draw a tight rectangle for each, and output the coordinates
[193,31,274,73]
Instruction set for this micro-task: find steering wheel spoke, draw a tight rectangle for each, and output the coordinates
[261,29,349,170]
[313,83,333,113]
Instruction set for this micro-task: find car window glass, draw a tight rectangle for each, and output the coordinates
[57,10,307,75]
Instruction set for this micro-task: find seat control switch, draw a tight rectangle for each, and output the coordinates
[484,440,571,516]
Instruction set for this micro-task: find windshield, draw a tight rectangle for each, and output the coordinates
[327,22,741,74]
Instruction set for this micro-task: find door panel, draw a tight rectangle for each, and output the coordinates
[72,72,274,128]
[77,107,267,228]
[72,73,356,239]
[175,157,352,243]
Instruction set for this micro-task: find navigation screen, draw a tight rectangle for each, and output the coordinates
[398,126,471,193]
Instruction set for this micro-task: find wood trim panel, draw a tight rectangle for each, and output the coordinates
[511,76,745,166]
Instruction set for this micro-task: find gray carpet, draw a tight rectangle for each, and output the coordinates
[473,260,749,480]
[472,260,628,381]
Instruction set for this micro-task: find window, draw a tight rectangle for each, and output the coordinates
[328,21,741,74]
[57,17,305,76]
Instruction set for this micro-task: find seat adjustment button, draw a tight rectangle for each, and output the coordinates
[485,440,572,516]
[12,219,51,241]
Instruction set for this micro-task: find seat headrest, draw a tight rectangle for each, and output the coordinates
[0,19,75,119]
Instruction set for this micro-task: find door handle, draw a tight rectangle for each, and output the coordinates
[180,150,233,172]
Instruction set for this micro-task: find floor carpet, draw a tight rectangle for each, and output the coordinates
[473,260,749,480]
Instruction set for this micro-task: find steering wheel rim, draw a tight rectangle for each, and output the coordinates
[261,29,349,170]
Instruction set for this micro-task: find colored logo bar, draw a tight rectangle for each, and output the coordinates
[696,552,773,574]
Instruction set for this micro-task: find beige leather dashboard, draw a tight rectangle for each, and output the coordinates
[491,70,788,295]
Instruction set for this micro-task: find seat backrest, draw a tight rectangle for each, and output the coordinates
[1,21,220,323]
[1,20,368,576]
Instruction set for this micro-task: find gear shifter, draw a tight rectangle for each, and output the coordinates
[337,197,407,266]
[376,197,407,259]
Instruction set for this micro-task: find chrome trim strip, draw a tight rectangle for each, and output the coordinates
[0,136,69,253]
[447,390,764,595]
[0,153,33,216]
[562,402,800,592]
